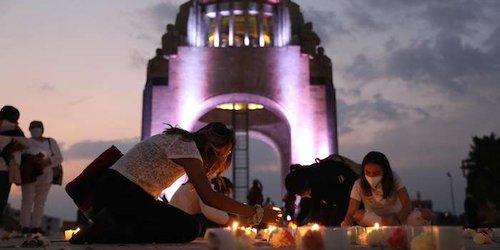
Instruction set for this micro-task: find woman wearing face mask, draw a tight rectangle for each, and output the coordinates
[341,151,417,227]
[20,120,63,234]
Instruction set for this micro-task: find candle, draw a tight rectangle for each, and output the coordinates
[232,221,239,231]
[260,225,277,241]
[323,227,349,250]
[64,228,80,241]
[288,222,298,236]
[432,226,464,250]
[302,224,324,250]
[366,224,389,247]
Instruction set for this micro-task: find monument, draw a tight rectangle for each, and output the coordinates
[142,0,338,201]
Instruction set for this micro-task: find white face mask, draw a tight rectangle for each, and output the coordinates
[30,128,43,138]
[366,176,382,189]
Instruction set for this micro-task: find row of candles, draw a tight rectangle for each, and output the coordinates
[220,221,466,249]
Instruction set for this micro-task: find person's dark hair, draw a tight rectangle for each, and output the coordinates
[285,164,313,196]
[252,179,263,190]
[29,120,44,133]
[0,105,20,123]
[155,48,162,56]
[164,122,235,177]
[360,151,395,198]
[212,176,233,196]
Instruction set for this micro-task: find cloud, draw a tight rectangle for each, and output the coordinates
[63,137,139,159]
[484,24,500,51]
[131,49,149,69]
[337,94,430,136]
[344,54,381,82]
[137,2,179,34]
[385,31,499,97]
[421,0,483,35]
[302,7,349,43]
[345,7,386,32]
[39,82,56,92]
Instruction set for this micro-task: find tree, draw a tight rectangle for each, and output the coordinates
[461,133,500,227]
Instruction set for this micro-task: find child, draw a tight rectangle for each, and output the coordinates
[341,151,430,227]
[170,176,234,236]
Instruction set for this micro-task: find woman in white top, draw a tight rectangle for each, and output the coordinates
[341,151,421,227]
[70,122,280,244]
[20,120,63,234]
[170,176,233,235]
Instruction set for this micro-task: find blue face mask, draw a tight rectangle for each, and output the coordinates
[30,128,43,138]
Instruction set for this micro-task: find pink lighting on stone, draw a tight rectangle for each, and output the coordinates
[172,47,208,130]
[143,0,338,196]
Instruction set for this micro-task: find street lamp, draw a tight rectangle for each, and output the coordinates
[446,172,457,216]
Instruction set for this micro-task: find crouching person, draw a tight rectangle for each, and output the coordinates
[70,122,280,244]
[341,151,431,227]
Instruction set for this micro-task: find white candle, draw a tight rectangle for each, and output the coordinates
[433,226,464,250]
[323,227,349,250]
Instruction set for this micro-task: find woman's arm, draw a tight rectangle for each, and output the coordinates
[174,158,280,224]
[47,138,63,166]
[396,187,412,223]
[341,198,360,227]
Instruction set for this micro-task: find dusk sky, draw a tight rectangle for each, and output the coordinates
[1,0,499,221]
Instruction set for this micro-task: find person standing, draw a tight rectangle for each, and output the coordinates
[0,105,28,221]
[247,179,264,206]
[20,121,63,234]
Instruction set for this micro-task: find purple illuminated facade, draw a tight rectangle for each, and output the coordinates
[142,0,338,195]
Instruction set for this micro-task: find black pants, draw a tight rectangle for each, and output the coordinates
[193,214,229,237]
[0,171,11,218]
[92,170,200,243]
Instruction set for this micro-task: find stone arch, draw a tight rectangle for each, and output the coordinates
[189,93,292,197]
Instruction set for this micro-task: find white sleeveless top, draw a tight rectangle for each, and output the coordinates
[111,133,203,198]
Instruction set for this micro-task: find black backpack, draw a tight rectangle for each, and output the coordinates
[295,155,360,226]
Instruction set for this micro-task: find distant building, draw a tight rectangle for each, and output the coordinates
[412,192,433,210]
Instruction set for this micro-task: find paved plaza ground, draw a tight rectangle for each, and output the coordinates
[0,233,499,250]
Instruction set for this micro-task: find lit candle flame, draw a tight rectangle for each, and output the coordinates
[311,224,320,231]
[232,221,239,231]
[64,228,81,241]
[374,223,380,230]
[288,222,297,230]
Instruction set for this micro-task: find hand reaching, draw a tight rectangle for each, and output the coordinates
[261,206,281,225]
